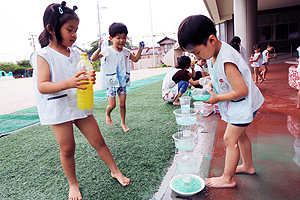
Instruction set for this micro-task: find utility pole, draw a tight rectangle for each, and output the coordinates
[97,1,107,37]
[28,34,37,51]
[149,0,155,67]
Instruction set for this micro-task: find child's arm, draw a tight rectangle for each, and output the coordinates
[36,55,91,94]
[252,54,261,62]
[130,42,144,62]
[188,78,199,86]
[91,38,104,61]
[267,51,277,59]
[91,48,103,61]
[205,62,248,104]
[189,63,196,78]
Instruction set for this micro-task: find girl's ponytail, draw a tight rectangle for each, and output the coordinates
[38,1,78,48]
[38,29,50,48]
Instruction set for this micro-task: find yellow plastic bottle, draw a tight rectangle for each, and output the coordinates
[77,53,94,110]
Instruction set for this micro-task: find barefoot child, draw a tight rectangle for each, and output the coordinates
[178,14,264,188]
[261,43,277,80]
[250,44,264,83]
[91,22,143,132]
[30,2,129,199]
[172,56,201,105]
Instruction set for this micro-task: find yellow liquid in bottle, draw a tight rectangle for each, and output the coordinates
[77,80,94,110]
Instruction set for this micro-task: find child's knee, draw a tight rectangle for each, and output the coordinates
[108,103,116,110]
[61,145,75,157]
[223,135,237,147]
[178,80,189,93]
[119,103,126,109]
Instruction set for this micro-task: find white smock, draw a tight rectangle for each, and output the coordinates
[100,46,131,89]
[162,68,181,102]
[208,42,264,124]
[240,45,250,65]
[30,46,93,125]
[251,52,263,68]
[262,49,269,65]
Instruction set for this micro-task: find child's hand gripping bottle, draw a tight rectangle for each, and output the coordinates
[76,53,94,111]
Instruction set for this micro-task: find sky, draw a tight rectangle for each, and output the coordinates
[0,0,208,63]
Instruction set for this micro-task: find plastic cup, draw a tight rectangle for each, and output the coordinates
[193,101,204,113]
[180,96,191,114]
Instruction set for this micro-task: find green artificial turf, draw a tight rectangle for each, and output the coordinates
[0,80,179,200]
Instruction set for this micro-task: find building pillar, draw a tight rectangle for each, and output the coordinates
[234,0,257,61]
[246,0,258,59]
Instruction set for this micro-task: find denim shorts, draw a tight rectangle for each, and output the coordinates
[231,110,258,127]
[107,86,127,97]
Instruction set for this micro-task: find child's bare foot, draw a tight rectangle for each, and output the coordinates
[121,123,130,132]
[235,165,256,174]
[173,101,180,105]
[106,115,113,126]
[206,175,236,188]
[297,105,300,109]
[111,170,130,186]
[69,183,82,200]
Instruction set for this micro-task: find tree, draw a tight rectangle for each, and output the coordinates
[0,62,21,73]
[16,60,31,69]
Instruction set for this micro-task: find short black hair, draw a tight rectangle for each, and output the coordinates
[178,15,216,51]
[230,36,241,45]
[267,42,275,48]
[177,56,191,69]
[109,22,128,37]
[231,43,240,52]
[253,44,261,50]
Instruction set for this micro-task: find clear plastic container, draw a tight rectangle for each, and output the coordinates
[173,108,197,126]
[76,53,94,111]
[189,88,211,101]
[172,131,197,150]
[174,153,197,173]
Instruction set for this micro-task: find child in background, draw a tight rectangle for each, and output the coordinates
[261,43,277,80]
[178,14,264,188]
[172,56,201,105]
[230,36,249,65]
[190,58,210,89]
[30,2,130,199]
[91,22,143,132]
[194,58,210,78]
[250,44,264,83]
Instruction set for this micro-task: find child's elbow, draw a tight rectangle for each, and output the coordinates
[132,58,139,63]
[241,88,249,97]
[91,56,97,62]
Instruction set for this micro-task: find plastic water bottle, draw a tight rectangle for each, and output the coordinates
[76,53,94,111]
[139,41,145,50]
[101,33,109,52]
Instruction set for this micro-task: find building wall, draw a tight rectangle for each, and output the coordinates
[257,6,300,51]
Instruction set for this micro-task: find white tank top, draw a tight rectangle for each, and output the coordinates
[208,42,264,124]
[30,46,93,125]
[100,46,131,88]
[262,49,269,64]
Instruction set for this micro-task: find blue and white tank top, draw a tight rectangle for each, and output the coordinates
[100,46,131,88]
[208,42,264,124]
[30,46,93,125]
